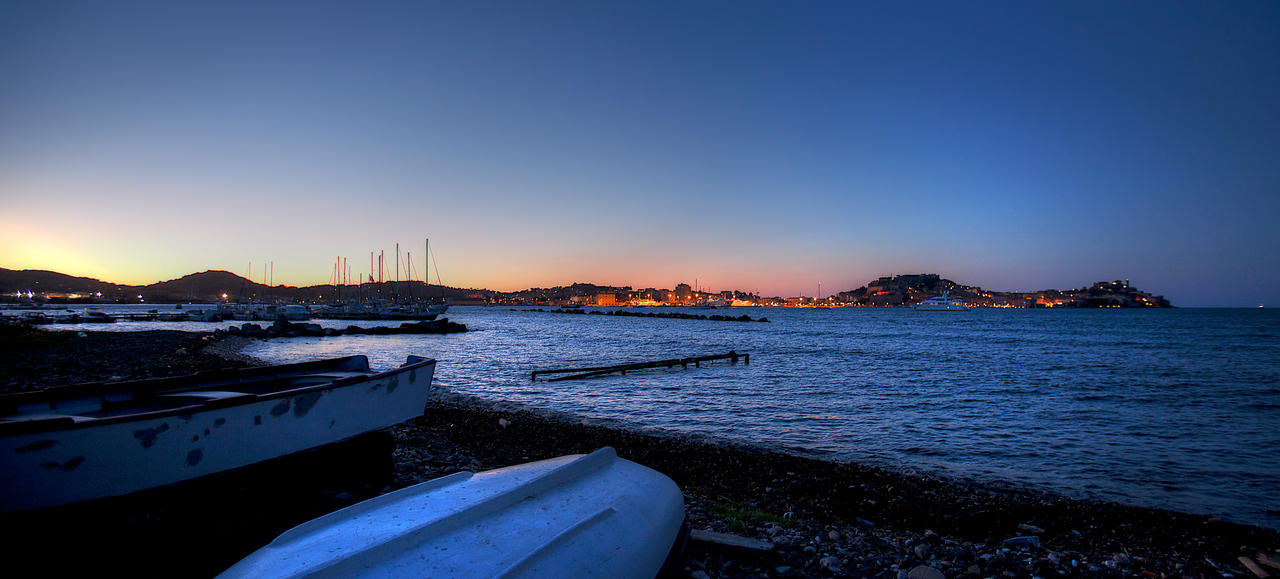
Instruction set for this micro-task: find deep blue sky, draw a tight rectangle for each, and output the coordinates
[2,1,1277,305]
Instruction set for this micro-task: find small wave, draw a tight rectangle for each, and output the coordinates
[1074,393,1122,402]
[901,446,948,457]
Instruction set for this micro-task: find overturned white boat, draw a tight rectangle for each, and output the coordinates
[220,447,685,578]
[0,355,436,513]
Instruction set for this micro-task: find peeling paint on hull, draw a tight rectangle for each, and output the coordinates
[0,357,436,513]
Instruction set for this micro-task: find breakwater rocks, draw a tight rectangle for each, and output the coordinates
[217,317,466,339]
[0,327,252,392]
[526,308,769,323]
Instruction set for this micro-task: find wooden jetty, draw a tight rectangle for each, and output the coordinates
[531,351,748,382]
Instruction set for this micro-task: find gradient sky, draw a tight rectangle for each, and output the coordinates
[2,1,1277,306]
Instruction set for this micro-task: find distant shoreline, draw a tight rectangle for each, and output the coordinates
[1,268,1179,308]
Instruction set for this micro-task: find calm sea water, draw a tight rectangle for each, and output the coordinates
[22,305,1280,528]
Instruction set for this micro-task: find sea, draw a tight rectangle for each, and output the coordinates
[17,304,1280,529]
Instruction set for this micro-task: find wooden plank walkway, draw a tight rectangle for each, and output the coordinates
[531,351,749,382]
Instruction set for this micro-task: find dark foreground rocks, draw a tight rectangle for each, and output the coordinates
[394,395,1280,579]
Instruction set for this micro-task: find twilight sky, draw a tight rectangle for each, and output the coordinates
[2,1,1277,306]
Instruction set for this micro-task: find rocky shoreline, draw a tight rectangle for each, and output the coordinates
[399,396,1279,578]
[3,328,1278,578]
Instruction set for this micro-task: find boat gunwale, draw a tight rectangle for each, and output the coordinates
[0,356,437,437]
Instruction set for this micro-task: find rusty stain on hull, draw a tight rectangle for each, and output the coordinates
[270,400,290,417]
[187,449,203,466]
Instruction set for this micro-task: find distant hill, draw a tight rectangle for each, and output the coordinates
[0,268,484,303]
[0,268,131,296]
[836,273,1171,308]
[143,270,266,300]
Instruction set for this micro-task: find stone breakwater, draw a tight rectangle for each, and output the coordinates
[216,317,467,339]
[0,327,254,392]
[525,307,770,322]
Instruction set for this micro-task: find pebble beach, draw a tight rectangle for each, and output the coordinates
[2,327,1278,578]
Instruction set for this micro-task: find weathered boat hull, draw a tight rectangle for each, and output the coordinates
[220,447,685,578]
[0,356,436,513]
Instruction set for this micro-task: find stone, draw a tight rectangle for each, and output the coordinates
[914,544,931,559]
[908,565,946,579]
[690,571,710,579]
[820,556,842,571]
[1001,536,1041,549]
